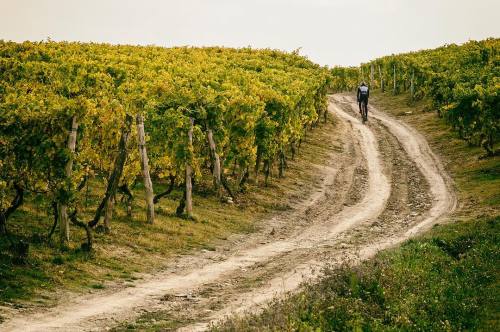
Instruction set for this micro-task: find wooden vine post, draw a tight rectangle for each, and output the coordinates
[59,116,79,245]
[136,113,155,224]
[370,63,374,87]
[185,118,194,218]
[378,64,384,92]
[254,147,262,185]
[207,128,222,197]
[393,63,397,95]
[410,68,415,100]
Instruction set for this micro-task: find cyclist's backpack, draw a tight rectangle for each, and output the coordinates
[360,86,369,95]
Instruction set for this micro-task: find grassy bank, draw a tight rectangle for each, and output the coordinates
[0,115,339,310]
[213,91,500,331]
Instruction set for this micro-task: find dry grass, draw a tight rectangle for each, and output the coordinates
[0,114,340,308]
[371,91,499,218]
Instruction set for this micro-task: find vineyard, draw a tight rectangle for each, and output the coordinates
[0,37,498,331]
[332,38,499,155]
[0,41,331,249]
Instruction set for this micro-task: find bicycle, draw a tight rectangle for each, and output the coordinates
[359,99,368,123]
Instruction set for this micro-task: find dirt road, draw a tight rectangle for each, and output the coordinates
[1,94,456,331]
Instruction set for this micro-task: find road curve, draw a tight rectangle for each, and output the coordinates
[1,95,456,332]
[181,95,456,331]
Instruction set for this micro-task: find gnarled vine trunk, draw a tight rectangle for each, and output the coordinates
[153,175,175,204]
[0,216,5,235]
[118,184,134,216]
[254,147,262,185]
[69,210,93,251]
[219,157,235,199]
[264,159,271,186]
[0,183,24,235]
[103,196,114,232]
[89,115,133,229]
[239,167,249,192]
[278,150,287,178]
[47,201,58,240]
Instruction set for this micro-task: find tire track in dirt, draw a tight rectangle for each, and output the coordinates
[176,96,456,332]
[0,95,456,332]
[123,101,393,331]
[332,96,433,247]
[0,110,364,332]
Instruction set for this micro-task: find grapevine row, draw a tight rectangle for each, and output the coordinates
[0,41,331,247]
[335,38,499,155]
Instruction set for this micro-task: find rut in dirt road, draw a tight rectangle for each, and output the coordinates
[0,94,456,332]
[178,96,456,332]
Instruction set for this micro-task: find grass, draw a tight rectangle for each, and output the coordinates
[370,91,500,219]
[212,91,500,331]
[0,114,340,309]
[214,217,499,331]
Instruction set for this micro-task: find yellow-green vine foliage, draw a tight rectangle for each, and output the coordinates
[0,41,332,212]
[361,38,499,154]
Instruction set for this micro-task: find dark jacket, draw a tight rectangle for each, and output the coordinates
[357,85,369,101]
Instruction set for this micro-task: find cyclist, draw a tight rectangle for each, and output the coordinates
[357,81,369,116]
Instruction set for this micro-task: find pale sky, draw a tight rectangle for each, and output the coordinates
[1,0,499,67]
